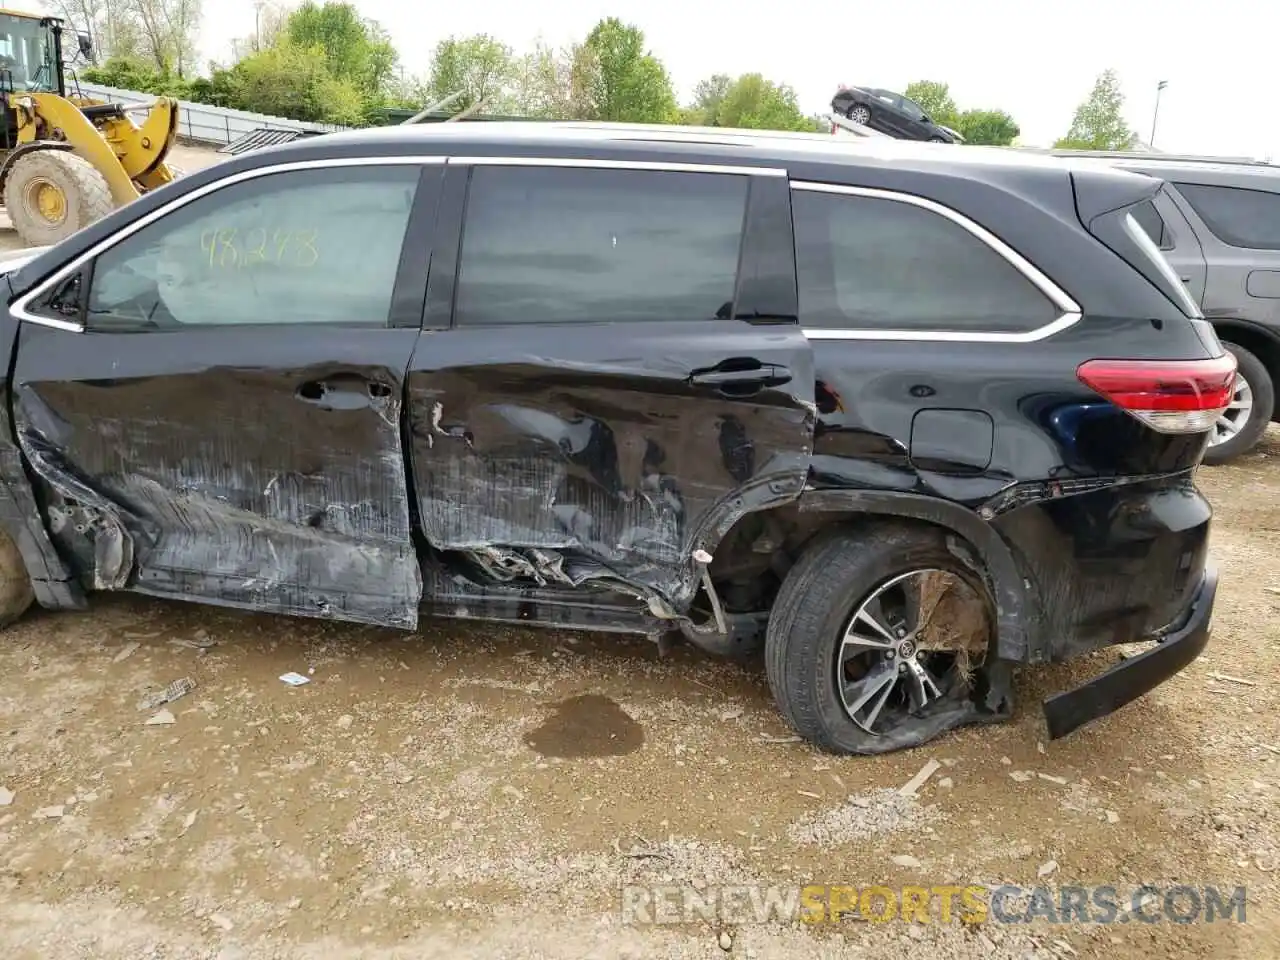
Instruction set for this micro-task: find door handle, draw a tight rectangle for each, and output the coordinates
[690,364,793,391]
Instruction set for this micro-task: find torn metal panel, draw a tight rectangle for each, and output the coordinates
[0,406,87,609]
[11,323,424,629]
[405,321,816,612]
[420,554,672,637]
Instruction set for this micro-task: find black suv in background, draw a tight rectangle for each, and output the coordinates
[1049,150,1280,463]
[0,126,1224,755]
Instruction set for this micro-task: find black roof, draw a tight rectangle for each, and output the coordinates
[242,119,1124,183]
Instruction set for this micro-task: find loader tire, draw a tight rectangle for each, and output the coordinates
[0,528,34,628]
[5,150,115,247]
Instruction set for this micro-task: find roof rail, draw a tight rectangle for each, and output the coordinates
[1033,148,1271,166]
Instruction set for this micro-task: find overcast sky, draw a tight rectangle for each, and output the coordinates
[31,0,1280,159]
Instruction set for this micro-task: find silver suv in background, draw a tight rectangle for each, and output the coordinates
[1049,151,1280,464]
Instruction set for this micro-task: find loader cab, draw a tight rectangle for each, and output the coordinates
[0,10,64,97]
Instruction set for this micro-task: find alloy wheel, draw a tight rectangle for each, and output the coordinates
[1209,372,1253,447]
[848,105,872,126]
[836,568,989,734]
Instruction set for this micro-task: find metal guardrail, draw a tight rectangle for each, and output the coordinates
[74,81,346,146]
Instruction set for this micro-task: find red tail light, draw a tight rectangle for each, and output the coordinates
[1076,355,1237,434]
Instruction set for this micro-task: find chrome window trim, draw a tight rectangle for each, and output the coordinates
[448,156,787,177]
[12,155,449,333]
[791,180,1083,343]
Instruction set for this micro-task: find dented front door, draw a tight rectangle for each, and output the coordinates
[8,161,443,628]
[406,161,815,612]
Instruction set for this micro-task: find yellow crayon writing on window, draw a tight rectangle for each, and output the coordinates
[199,227,320,268]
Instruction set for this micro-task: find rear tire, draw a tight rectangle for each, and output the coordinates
[765,523,996,755]
[4,149,115,247]
[1203,342,1273,465]
[847,104,872,126]
[0,528,34,628]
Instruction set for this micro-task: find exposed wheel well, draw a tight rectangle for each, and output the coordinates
[706,506,988,611]
[698,495,1035,664]
[1211,322,1280,421]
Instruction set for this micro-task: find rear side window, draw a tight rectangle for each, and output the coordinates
[454,166,748,326]
[1174,182,1280,250]
[1130,200,1174,251]
[793,189,1060,333]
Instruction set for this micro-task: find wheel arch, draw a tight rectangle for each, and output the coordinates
[1208,319,1280,422]
[794,489,1040,663]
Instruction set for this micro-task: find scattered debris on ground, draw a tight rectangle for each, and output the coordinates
[136,676,196,711]
[0,428,1277,958]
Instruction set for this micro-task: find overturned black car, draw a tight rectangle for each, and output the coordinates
[0,122,1224,755]
[831,85,965,142]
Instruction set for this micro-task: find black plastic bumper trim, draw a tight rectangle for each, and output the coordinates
[1043,566,1217,740]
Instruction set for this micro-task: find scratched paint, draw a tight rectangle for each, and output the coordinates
[9,322,425,629]
[405,335,817,614]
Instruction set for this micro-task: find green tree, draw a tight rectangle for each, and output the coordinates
[1055,69,1138,150]
[509,41,592,119]
[226,39,365,125]
[283,1,397,106]
[54,0,143,63]
[127,0,201,76]
[687,73,820,132]
[427,34,516,114]
[955,108,1020,145]
[685,73,732,125]
[903,80,959,128]
[82,55,191,96]
[574,18,675,123]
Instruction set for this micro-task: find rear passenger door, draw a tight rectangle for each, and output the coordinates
[405,159,814,610]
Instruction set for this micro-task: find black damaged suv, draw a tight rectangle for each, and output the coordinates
[0,123,1225,755]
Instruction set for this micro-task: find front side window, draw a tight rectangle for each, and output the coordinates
[454,166,748,327]
[900,97,926,120]
[85,166,420,330]
[1174,182,1280,250]
[793,189,1060,333]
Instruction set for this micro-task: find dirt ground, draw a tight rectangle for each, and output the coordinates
[0,146,1277,956]
[0,427,1275,960]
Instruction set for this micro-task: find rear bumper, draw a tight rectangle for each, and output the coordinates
[1042,565,1217,740]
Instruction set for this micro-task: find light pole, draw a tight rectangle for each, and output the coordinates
[1151,80,1168,148]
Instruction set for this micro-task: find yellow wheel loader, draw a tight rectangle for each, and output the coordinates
[0,9,181,246]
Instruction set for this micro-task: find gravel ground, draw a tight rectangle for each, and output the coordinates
[0,429,1276,959]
